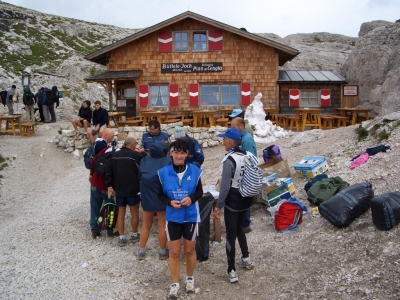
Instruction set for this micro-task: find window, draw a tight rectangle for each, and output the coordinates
[193,32,207,52]
[200,84,239,106]
[150,85,169,107]
[121,88,136,99]
[174,32,188,51]
[301,90,319,107]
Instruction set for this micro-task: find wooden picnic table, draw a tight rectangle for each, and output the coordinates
[333,108,372,125]
[264,108,278,122]
[192,110,216,127]
[140,110,170,124]
[0,114,23,136]
[294,108,323,131]
[108,111,126,128]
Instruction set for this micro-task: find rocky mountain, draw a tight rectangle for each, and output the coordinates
[0,2,398,118]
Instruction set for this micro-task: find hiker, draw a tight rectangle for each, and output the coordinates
[141,119,170,152]
[106,137,146,247]
[88,128,115,239]
[229,109,253,136]
[0,89,7,107]
[173,126,204,168]
[48,86,60,123]
[22,87,36,122]
[72,100,92,138]
[35,88,45,122]
[157,139,203,298]
[231,117,257,233]
[6,85,20,115]
[88,101,108,144]
[137,141,171,260]
[213,127,254,284]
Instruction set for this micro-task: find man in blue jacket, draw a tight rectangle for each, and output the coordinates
[88,101,109,143]
[173,126,204,168]
[141,119,170,152]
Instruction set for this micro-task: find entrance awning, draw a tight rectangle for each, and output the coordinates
[86,70,142,83]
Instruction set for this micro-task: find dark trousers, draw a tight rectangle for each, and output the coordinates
[224,208,249,273]
[90,186,112,234]
[48,103,56,122]
[38,102,44,122]
[242,208,252,227]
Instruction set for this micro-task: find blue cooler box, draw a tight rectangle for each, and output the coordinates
[294,156,329,178]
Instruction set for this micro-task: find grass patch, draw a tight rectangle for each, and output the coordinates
[356,125,369,141]
[378,129,390,141]
[314,36,322,43]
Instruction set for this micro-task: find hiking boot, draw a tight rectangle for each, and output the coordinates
[227,270,238,284]
[91,232,100,239]
[75,131,80,138]
[118,237,127,247]
[240,257,254,270]
[168,283,180,299]
[130,233,140,243]
[83,133,88,140]
[185,277,195,293]
[159,249,169,260]
[107,231,119,237]
[242,226,252,234]
[137,249,146,260]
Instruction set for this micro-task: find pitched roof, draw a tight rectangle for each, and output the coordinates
[278,70,347,83]
[86,70,142,82]
[85,11,299,66]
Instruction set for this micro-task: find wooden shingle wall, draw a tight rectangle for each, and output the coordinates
[107,19,279,109]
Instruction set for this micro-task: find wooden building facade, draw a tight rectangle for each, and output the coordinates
[85,11,299,117]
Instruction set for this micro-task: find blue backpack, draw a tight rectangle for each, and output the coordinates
[83,144,97,169]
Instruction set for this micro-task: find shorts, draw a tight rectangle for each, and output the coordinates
[166,221,198,241]
[116,194,141,207]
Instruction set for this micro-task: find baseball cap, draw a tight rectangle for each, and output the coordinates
[174,126,186,139]
[218,128,242,141]
[229,109,244,118]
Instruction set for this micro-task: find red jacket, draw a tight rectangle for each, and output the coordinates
[89,147,109,191]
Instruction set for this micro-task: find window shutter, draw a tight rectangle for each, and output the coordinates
[158,32,172,52]
[169,84,179,106]
[241,83,251,105]
[320,89,331,107]
[289,89,299,107]
[139,85,148,107]
[208,30,223,51]
[189,84,198,106]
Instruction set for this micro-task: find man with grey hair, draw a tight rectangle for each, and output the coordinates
[106,136,147,247]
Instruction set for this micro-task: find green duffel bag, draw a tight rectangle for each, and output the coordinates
[307,176,349,206]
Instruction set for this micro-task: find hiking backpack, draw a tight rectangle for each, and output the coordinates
[23,88,34,105]
[274,197,310,233]
[263,145,282,163]
[83,144,97,169]
[238,152,263,197]
[91,147,116,176]
[97,197,118,229]
[306,176,349,206]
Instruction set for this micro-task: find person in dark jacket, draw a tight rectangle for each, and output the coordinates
[141,119,171,152]
[106,137,146,247]
[22,87,36,122]
[213,128,254,284]
[47,86,60,123]
[35,88,45,122]
[173,126,204,168]
[71,100,92,138]
[137,141,171,260]
[88,100,109,144]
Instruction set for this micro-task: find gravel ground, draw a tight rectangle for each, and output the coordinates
[1,117,400,300]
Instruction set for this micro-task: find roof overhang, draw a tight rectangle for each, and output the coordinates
[85,11,299,66]
[278,70,347,83]
[85,70,142,83]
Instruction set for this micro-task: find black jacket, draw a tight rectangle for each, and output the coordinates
[78,106,92,123]
[105,147,146,197]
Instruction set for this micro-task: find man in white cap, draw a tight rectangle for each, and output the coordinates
[229,109,253,136]
[173,126,204,168]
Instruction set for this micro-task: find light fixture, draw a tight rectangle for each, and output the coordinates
[21,74,30,87]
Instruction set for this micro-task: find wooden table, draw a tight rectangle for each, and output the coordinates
[264,108,278,122]
[220,108,235,118]
[108,111,126,128]
[334,108,372,125]
[294,108,323,131]
[0,115,23,136]
[140,111,170,124]
[192,110,216,127]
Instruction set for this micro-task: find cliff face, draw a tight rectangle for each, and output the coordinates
[340,20,400,116]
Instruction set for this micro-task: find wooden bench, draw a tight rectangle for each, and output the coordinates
[181,118,194,126]
[116,120,143,127]
[332,116,348,128]
[21,122,36,137]
[215,118,229,127]
[286,115,300,131]
[162,119,181,125]
[320,115,335,130]
[276,114,289,128]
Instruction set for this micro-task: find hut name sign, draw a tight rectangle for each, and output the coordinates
[161,62,223,73]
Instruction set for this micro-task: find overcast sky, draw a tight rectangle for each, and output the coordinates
[4,0,399,37]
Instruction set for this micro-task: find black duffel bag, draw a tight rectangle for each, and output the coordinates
[195,192,215,262]
[319,182,374,227]
[371,191,400,231]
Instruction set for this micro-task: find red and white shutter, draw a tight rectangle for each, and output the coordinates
[189,84,199,106]
[320,89,331,107]
[289,89,300,107]
[169,84,179,107]
[139,85,148,107]
[158,32,172,52]
[208,30,223,51]
[241,83,251,105]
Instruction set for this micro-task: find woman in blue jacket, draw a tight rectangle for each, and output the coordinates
[157,139,203,298]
